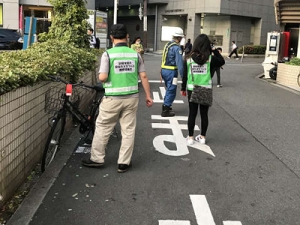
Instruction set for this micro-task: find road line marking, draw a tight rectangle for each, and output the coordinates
[223,222,242,225]
[159,220,191,225]
[147,80,183,83]
[190,195,216,225]
[152,87,184,104]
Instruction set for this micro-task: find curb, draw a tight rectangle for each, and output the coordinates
[256,73,300,96]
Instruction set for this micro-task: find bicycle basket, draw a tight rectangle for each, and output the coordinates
[44,87,65,114]
[44,86,81,114]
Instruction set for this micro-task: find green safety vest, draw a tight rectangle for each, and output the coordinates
[161,42,178,70]
[104,47,139,96]
[187,56,212,91]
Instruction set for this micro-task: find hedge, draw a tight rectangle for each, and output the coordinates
[0,40,102,96]
[238,45,266,54]
[286,57,300,66]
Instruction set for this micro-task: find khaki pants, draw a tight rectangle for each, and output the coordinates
[91,97,139,165]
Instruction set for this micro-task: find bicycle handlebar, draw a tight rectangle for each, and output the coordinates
[46,75,104,92]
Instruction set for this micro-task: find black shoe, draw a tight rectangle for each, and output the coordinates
[161,105,175,117]
[81,158,104,167]
[118,164,131,173]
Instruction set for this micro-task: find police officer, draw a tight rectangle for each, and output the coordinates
[161,28,184,117]
[82,24,153,173]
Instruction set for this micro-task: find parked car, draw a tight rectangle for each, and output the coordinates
[0,28,23,50]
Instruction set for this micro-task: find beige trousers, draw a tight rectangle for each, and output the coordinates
[90,96,139,165]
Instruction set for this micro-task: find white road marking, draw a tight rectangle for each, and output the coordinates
[159,221,191,225]
[223,222,243,225]
[152,116,215,157]
[159,195,243,225]
[190,195,216,225]
[147,80,183,83]
[152,87,184,104]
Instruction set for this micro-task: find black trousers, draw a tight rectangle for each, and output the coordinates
[187,91,209,136]
[211,67,221,85]
[228,48,239,58]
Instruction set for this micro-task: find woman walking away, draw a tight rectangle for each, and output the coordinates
[181,34,225,144]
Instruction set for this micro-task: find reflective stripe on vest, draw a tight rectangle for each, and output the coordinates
[161,42,178,70]
[187,56,212,91]
[108,53,139,59]
[105,86,138,94]
[105,47,139,96]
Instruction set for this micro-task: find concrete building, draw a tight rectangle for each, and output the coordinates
[0,0,95,33]
[275,0,300,57]
[0,0,281,53]
[97,0,279,53]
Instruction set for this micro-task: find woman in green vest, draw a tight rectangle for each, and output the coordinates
[181,34,225,145]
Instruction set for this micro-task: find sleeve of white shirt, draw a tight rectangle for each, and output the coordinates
[99,52,109,73]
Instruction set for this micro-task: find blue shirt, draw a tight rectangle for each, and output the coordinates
[164,41,184,78]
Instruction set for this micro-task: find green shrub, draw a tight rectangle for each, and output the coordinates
[0,0,102,96]
[39,0,90,48]
[238,45,266,54]
[286,57,300,66]
[0,40,102,95]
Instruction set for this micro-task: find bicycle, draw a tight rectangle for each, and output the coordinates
[42,75,105,172]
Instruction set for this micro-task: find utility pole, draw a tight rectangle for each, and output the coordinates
[114,0,118,24]
[143,0,148,49]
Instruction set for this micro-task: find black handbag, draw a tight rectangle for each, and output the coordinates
[189,63,213,106]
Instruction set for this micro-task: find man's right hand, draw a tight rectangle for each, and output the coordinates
[146,97,153,107]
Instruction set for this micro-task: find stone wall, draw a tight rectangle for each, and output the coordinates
[0,69,98,206]
[277,63,300,92]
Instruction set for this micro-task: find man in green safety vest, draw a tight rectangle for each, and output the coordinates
[82,24,153,173]
[161,27,185,117]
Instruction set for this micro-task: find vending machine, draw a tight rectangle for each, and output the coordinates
[262,31,290,78]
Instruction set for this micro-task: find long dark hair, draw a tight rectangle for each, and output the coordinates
[186,34,211,65]
[132,37,142,45]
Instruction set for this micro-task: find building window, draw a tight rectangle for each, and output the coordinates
[0,4,3,27]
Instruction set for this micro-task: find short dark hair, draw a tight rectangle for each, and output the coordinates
[88,28,94,33]
[110,24,128,39]
[217,47,222,52]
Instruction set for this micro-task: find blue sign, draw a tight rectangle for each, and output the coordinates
[23,17,37,50]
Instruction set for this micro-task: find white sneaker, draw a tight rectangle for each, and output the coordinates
[236,58,239,60]
[227,56,230,59]
[217,84,222,88]
[186,136,194,145]
[195,135,206,144]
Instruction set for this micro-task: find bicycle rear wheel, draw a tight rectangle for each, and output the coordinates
[41,116,66,172]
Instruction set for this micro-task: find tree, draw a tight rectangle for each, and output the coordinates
[39,0,90,48]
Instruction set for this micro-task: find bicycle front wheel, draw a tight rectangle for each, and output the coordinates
[41,116,66,172]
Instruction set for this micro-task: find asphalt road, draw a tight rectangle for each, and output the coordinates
[9,54,300,225]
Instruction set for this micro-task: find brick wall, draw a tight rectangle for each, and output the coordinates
[277,63,300,92]
[0,69,98,206]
